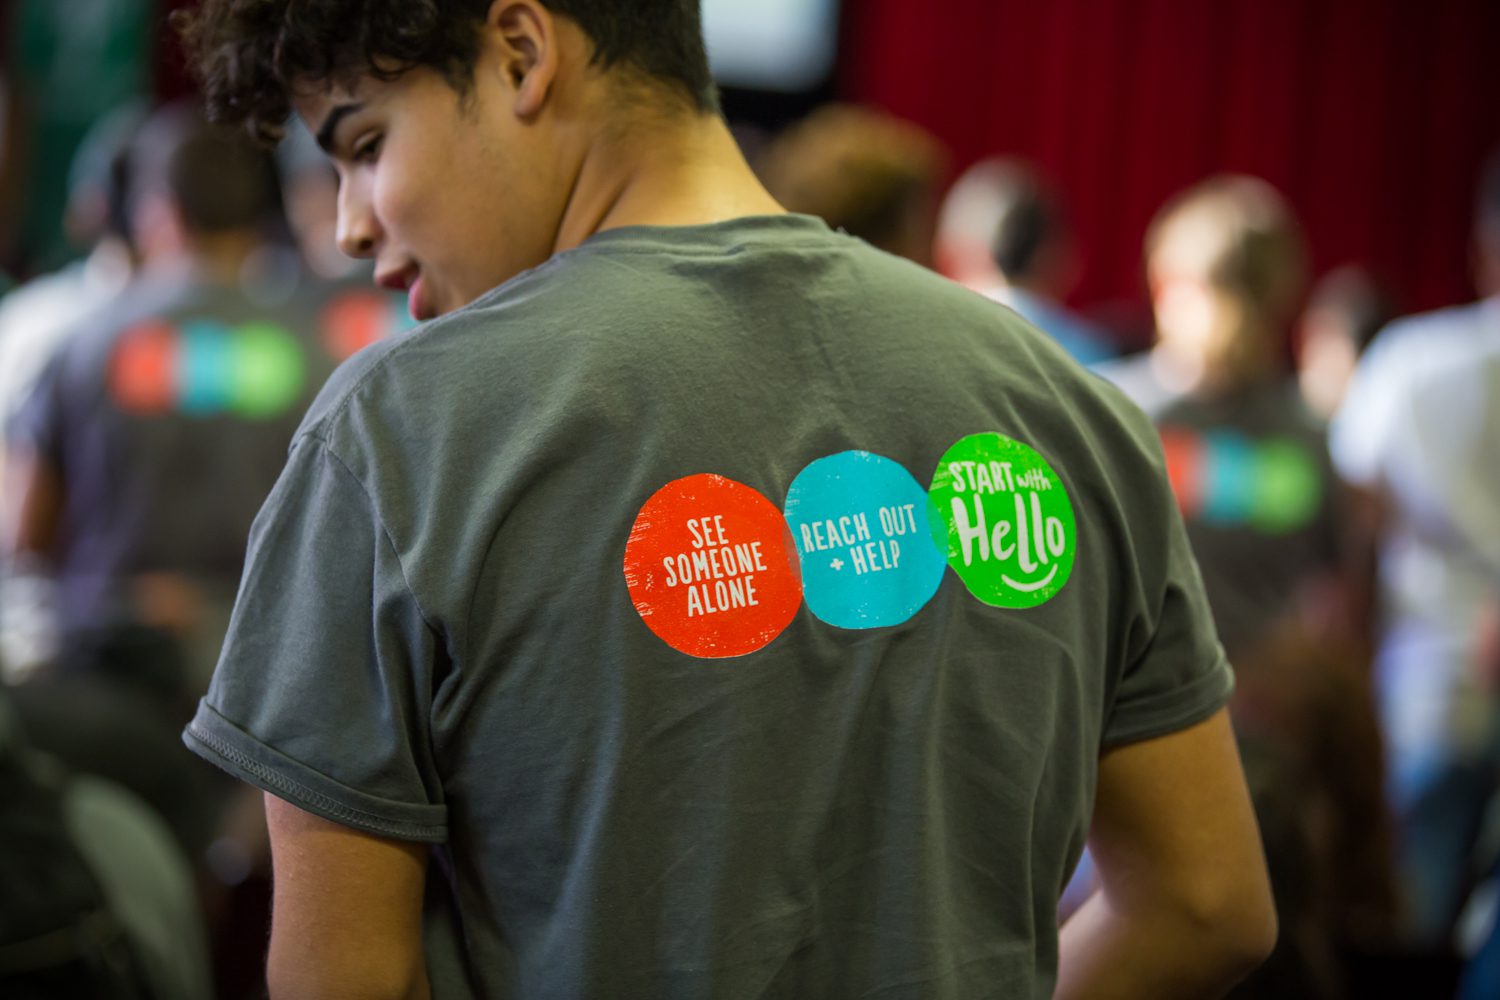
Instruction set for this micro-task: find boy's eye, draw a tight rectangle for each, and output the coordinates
[353,134,383,163]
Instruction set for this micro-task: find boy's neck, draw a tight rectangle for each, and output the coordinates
[553,111,784,253]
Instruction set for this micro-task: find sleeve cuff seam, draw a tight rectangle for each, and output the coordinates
[184,721,447,843]
[1102,656,1234,750]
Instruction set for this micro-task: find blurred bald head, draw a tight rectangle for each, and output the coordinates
[936,157,1076,296]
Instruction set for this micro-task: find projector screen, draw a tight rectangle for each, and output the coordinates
[702,0,841,92]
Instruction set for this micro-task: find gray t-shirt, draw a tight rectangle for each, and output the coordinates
[185,215,1231,1000]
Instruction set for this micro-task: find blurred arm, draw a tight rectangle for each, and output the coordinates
[264,794,432,1000]
[1056,708,1276,999]
[2,447,62,560]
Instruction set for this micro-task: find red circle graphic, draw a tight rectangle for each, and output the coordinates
[623,473,803,659]
[109,321,178,414]
[322,292,389,361]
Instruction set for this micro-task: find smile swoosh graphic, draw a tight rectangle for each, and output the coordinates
[1001,564,1059,593]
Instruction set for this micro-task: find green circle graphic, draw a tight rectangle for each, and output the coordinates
[927,433,1077,608]
[1250,439,1322,534]
[230,323,306,419]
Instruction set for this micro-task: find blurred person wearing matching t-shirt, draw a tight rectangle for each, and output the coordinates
[1098,176,1351,660]
[2,107,342,694]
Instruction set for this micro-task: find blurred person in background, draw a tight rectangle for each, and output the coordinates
[757,103,947,266]
[1,104,341,698]
[1228,626,1403,998]
[1330,152,1500,954]
[0,104,146,462]
[0,0,159,276]
[935,157,1116,365]
[276,118,359,284]
[1295,266,1397,423]
[1455,603,1500,1000]
[1099,175,1351,661]
[1222,732,1343,1000]
[1,111,343,999]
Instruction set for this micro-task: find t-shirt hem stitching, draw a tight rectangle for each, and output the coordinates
[1102,657,1234,749]
[184,722,447,841]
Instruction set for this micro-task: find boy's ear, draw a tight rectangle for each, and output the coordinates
[486,0,558,118]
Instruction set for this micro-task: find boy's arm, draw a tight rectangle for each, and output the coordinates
[263,794,433,1000]
[1056,708,1276,999]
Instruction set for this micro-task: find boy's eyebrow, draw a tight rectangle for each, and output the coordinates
[315,102,365,153]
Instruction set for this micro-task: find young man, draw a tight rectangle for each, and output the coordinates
[176,2,1275,997]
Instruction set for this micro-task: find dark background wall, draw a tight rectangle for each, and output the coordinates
[841,0,1500,342]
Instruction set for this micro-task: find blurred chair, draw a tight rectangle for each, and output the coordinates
[0,689,211,1000]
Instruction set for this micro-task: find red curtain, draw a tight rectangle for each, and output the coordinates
[842,0,1500,344]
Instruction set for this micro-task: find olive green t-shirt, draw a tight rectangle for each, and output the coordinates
[186,214,1231,999]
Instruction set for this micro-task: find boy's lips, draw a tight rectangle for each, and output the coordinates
[407,275,432,321]
[376,265,432,322]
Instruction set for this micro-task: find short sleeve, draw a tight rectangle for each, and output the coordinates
[1101,423,1234,750]
[182,435,448,842]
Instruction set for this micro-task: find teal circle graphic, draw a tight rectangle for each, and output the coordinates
[178,319,234,414]
[784,451,946,629]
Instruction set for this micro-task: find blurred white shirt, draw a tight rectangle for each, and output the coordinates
[1331,296,1500,771]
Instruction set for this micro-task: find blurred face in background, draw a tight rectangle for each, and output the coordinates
[1294,268,1389,420]
[1145,178,1305,393]
[282,160,349,281]
[757,103,947,268]
[1148,254,1259,389]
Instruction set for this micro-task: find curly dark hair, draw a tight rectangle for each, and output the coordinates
[173,0,719,144]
